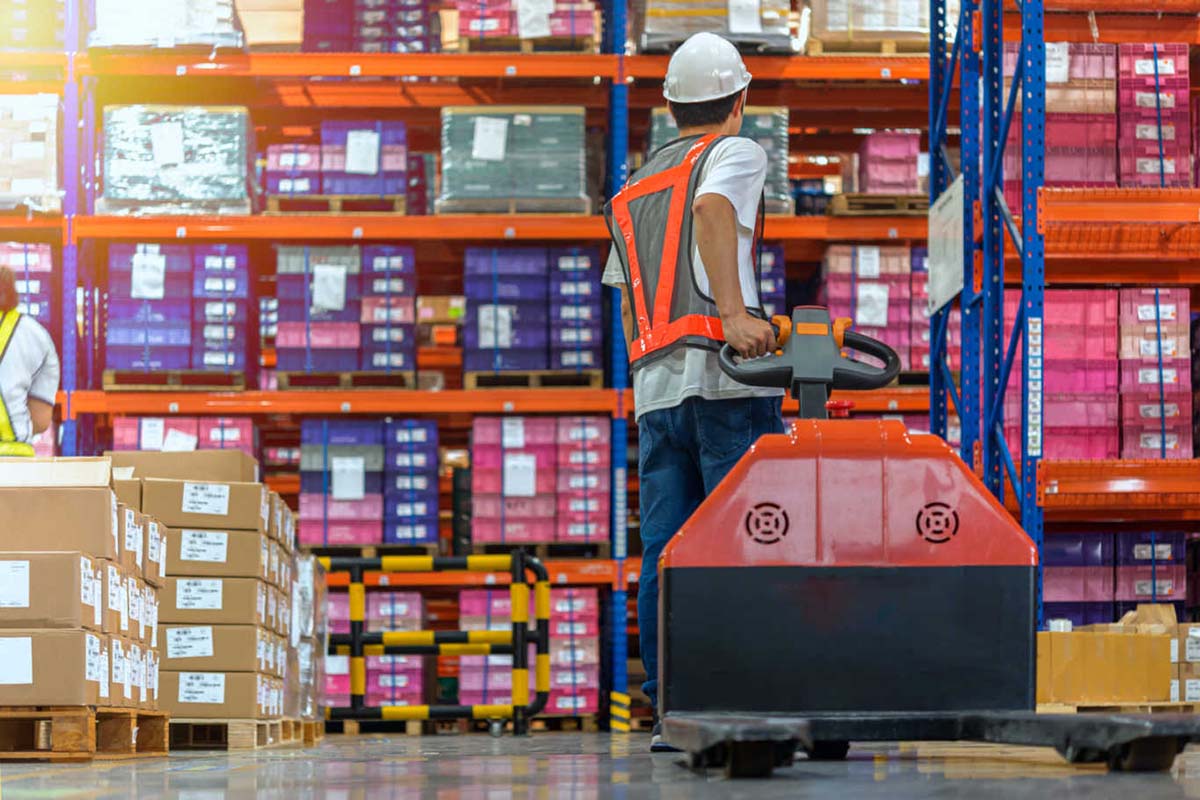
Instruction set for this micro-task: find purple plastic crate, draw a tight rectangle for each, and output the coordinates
[322,175,407,195]
[361,349,415,371]
[266,174,319,195]
[362,275,415,297]
[362,245,416,274]
[194,300,249,324]
[384,485,440,508]
[464,248,549,276]
[361,324,415,348]
[464,324,547,350]
[464,349,549,372]
[551,301,603,324]
[1084,533,1114,566]
[109,243,191,272]
[1043,534,1084,566]
[105,322,192,347]
[550,326,601,347]
[108,270,193,300]
[192,347,247,371]
[301,470,385,495]
[106,346,191,371]
[277,348,363,371]
[464,301,549,327]
[548,247,601,274]
[385,419,438,447]
[464,275,548,301]
[277,303,362,324]
[387,472,436,492]
[193,244,249,274]
[387,445,438,470]
[193,272,251,300]
[301,418,385,446]
[550,347,602,370]
[549,275,599,300]
[107,299,191,323]
[321,119,408,147]
[1116,531,1185,564]
[193,319,247,345]
[384,520,438,545]
[276,274,364,302]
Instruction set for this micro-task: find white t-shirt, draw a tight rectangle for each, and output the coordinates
[603,136,784,419]
[0,313,59,444]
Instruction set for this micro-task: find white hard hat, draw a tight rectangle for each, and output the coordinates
[663,32,752,103]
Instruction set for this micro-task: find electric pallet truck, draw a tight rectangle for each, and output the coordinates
[657,306,1200,777]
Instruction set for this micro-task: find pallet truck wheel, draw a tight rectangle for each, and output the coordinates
[1106,738,1182,772]
[725,742,776,779]
[807,740,850,761]
[1056,745,1106,765]
[488,720,505,738]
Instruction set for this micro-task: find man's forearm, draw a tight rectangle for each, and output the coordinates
[692,194,744,321]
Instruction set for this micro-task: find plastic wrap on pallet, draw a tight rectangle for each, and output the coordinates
[89,0,246,49]
[98,105,255,216]
[437,106,589,214]
[808,0,957,48]
[0,94,59,213]
[633,0,792,53]
[0,0,66,50]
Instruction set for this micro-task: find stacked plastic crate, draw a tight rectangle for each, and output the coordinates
[366,592,426,708]
[0,0,65,50]
[105,243,192,372]
[458,589,519,708]
[112,416,256,456]
[265,143,320,196]
[857,132,920,194]
[1003,43,1117,210]
[471,417,557,545]
[1117,532,1187,615]
[192,244,250,373]
[758,244,786,319]
[3,242,53,331]
[1003,290,1119,460]
[360,246,416,374]
[384,419,440,546]
[1043,534,1115,625]
[464,248,549,374]
[1117,44,1191,188]
[1118,288,1192,459]
[549,248,602,372]
[321,120,408,195]
[299,419,385,547]
[821,245,912,372]
[908,246,960,374]
[275,246,362,373]
[557,417,609,545]
[453,0,598,45]
[303,0,438,53]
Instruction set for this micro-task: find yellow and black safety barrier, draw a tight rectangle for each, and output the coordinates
[319,551,551,735]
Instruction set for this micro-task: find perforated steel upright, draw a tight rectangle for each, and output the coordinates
[59,0,81,456]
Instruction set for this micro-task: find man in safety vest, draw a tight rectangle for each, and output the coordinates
[0,265,59,457]
[601,32,785,750]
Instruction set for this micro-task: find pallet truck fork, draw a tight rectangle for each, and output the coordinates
[657,306,1200,777]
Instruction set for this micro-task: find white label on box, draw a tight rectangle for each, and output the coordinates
[478,304,514,349]
[1135,58,1176,76]
[111,494,120,552]
[503,453,537,497]
[1138,367,1178,385]
[182,483,230,516]
[1139,337,1179,358]
[378,674,410,688]
[81,557,94,609]
[1186,679,1200,703]
[331,456,367,501]
[345,129,381,175]
[1139,402,1180,419]
[1186,635,1200,663]
[855,283,890,327]
[1136,91,1176,109]
[1137,302,1178,322]
[130,252,166,300]
[1132,543,1174,561]
[516,0,552,38]
[260,539,269,578]
[0,561,29,608]
[312,264,348,312]
[180,530,229,563]
[472,117,509,162]
[149,521,162,566]
[204,255,238,272]
[150,122,185,166]
[1044,42,1070,83]
[124,510,141,567]
[1172,679,1180,702]
[177,579,223,610]
[0,637,35,685]
[1136,123,1175,141]
[727,0,762,33]
[502,418,526,449]
[555,621,588,636]
[1139,433,1179,450]
[140,418,165,451]
[85,633,103,683]
[856,246,881,278]
[1136,157,1176,175]
[149,595,158,647]
[167,626,215,660]
[179,672,225,704]
[257,634,266,670]
[162,428,199,453]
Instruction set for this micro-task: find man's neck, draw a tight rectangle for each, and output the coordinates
[678,124,725,138]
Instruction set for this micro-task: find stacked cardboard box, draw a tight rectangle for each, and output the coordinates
[235,0,304,49]
[0,457,164,709]
[384,419,440,545]
[304,0,438,53]
[809,0,951,49]
[1118,288,1192,459]
[471,417,558,544]
[821,245,914,372]
[2,242,55,330]
[1117,44,1191,188]
[556,417,609,545]
[112,417,257,458]
[0,94,60,213]
[299,419,385,546]
[98,105,255,216]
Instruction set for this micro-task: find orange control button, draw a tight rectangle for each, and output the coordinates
[794,322,829,337]
[832,317,852,348]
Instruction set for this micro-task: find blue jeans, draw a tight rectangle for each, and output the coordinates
[637,395,784,713]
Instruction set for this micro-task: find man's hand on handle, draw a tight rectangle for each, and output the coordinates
[722,312,776,360]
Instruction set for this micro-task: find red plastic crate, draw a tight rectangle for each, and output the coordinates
[473,416,558,447]
[1120,391,1193,425]
[1115,563,1186,601]
[1118,287,1190,324]
[1121,421,1193,460]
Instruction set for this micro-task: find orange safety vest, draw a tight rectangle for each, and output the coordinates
[0,309,34,457]
[605,133,764,369]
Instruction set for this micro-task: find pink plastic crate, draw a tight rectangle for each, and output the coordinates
[472,517,556,543]
[299,493,383,521]
[299,519,382,546]
[459,666,518,693]
[360,295,415,325]
[458,9,515,37]
[822,245,912,276]
[470,442,557,468]
[556,516,609,543]
[1004,393,1119,429]
[555,416,610,445]
[1118,153,1192,188]
[1044,566,1115,602]
[549,665,601,692]
[1004,42,1116,82]
[471,468,556,496]
[557,468,610,493]
[1121,422,1193,460]
[557,444,610,468]
[112,416,199,450]
[1119,327,1190,360]
[1005,425,1118,460]
[321,145,407,173]
[460,589,515,619]
[549,636,600,666]
[557,491,607,516]
[276,322,361,349]
[365,671,423,695]
[1120,391,1192,425]
[366,655,424,671]
[859,132,919,159]
[365,691,424,708]
[473,417,558,447]
[198,417,254,454]
[1118,43,1189,82]
[471,493,556,519]
[1115,563,1186,601]
[1119,359,1190,391]
[266,143,320,172]
[550,588,599,619]
[548,11,597,36]
[544,689,600,715]
[328,593,349,634]
[367,592,424,629]
[1005,289,1118,327]
[0,242,53,272]
[1119,287,1190,324]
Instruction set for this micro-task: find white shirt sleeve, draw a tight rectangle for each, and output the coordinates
[28,326,59,405]
[693,138,768,232]
[601,248,626,288]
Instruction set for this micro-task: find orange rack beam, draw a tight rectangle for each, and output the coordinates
[64,389,620,418]
[325,558,618,588]
[1039,187,1200,226]
[764,216,927,241]
[1038,460,1200,522]
[1006,11,1200,42]
[624,54,929,82]
[0,215,64,238]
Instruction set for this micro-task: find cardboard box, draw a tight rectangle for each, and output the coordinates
[269,541,283,587]
[0,488,119,561]
[269,491,284,542]
[1037,630,1172,704]
[103,562,130,636]
[0,629,108,706]
[113,478,141,510]
[1178,623,1200,663]
[128,575,152,646]
[165,528,269,581]
[147,648,160,709]
[159,670,270,718]
[142,479,269,533]
[144,517,166,587]
[106,450,259,483]
[117,505,145,576]
[160,577,268,627]
[0,552,103,631]
[144,581,159,651]
[161,624,276,674]
[0,456,112,487]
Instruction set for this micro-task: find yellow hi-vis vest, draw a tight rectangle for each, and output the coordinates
[0,309,35,457]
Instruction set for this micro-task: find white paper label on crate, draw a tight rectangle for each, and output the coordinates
[558,254,592,271]
[569,450,601,466]
[204,277,238,294]
[326,655,350,676]
[13,279,40,295]
[279,177,312,194]
[478,304,515,348]
[371,352,407,369]
[555,621,588,636]
[0,637,31,685]
[503,453,537,497]
[150,122,185,166]
[854,283,889,327]
[1133,543,1174,561]
[1135,58,1176,76]
[391,427,428,445]
[472,117,509,162]
[180,530,229,563]
[312,263,348,312]
[1044,43,1070,83]
[1136,91,1176,109]
[558,328,594,345]
[1138,402,1180,419]
[372,254,407,272]
[10,178,45,196]
[567,522,599,537]
[202,352,235,368]
[1138,367,1178,386]
[394,502,430,517]
[371,327,406,345]
[279,150,312,169]
[515,0,552,38]
[1139,337,1179,358]
[727,0,762,33]
[569,474,601,490]
[1136,123,1175,141]
[570,498,601,513]
[502,418,526,449]
[372,277,407,295]
[1134,579,1174,597]
[166,626,214,660]
[1136,302,1178,322]
[854,246,881,278]
[554,696,586,712]
[177,579,223,611]
[377,674,410,688]
[130,252,166,300]
[182,482,230,516]
[555,670,587,686]
[331,456,367,501]
[179,672,225,704]
[136,417,165,451]
[204,255,238,272]
[0,561,29,608]
[1140,433,1180,451]
[345,129,382,175]
[1136,157,1176,175]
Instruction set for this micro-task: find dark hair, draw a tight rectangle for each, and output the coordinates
[668,91,743,130]
[0,267,15,313]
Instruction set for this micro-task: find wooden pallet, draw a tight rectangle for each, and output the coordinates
[169,718,303,751]
[531,714,601,733]
[304,543,440,559]
[806,38,931,56]
[435,198,593,214]
[102,369,245,392]
[629,713,654,732]
[829,192,930,217]
[469,541,611,560]
[458,33,599,54]
[266,194,407,215]
[1038,702,1200,714]
[0,706,168,762]
[464,369,603,390]
[277,370,417,390]
[334,719,428,736]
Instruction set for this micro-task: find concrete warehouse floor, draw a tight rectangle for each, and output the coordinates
[3,734,1200,798]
